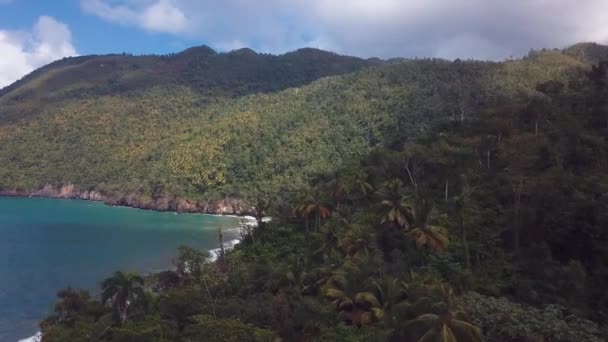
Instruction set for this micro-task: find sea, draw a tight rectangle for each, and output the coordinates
[0,196,241,341]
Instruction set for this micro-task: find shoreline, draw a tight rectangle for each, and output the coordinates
[9,202,264,342]
[0,186,255,217]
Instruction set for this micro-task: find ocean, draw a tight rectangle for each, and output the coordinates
[0,196,241,341]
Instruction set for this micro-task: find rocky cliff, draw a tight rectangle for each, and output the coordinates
[0,184,253,215]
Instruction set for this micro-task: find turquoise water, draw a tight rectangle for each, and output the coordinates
[0,196,240,341]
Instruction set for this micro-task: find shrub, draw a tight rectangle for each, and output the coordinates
[457,292,603,341]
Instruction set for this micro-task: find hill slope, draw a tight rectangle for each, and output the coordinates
[0,46,378,123]
[0,44,600,213]
[38,47,608,341]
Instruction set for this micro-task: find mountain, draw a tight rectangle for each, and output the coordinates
[0,44,601,213]
[36,42,608,341]
[0,46,378,123]
[563,42,608,65]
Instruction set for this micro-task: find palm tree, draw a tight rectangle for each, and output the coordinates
[286,265,332,296]
[350,169,374,202]
[324,278,382,326]
[312,220,341,260]
[377,179,415,229]
[326,171,349,210]
[101,271,145,324]
[401,312,481,342]
[322,262,383,326]
[375,180,449,253]
[294,187,332,232]
[337,223,375,261]
[406,199,449,253]
[333,168,374,204]
[370,277,410,331]
[407,226,449,253]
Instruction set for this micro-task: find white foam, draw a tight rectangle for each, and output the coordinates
[18,332,41,342]
[208,239,241,262]
[206,216,272,261]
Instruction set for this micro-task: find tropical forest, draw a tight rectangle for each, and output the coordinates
[1,42,608,341]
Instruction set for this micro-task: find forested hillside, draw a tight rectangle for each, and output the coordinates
[0,44,601,214]
[38,44,608,341]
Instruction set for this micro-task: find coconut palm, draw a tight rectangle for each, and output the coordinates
[312,219,342,260]
[351,169,374,200]
[326,171,349,210]
[401,312,481,342]
[338,168,373,203]
[407,225,450,253]
[324,280,382,326]
[322,262,383,326]
[377,179,415,229]
[101,271,145,324]
[286,265,332,296]
[397,275,480,342]
[294,187,332,232]
[406,199,449,253]
[337,223,375,261]
[370,277,410,331]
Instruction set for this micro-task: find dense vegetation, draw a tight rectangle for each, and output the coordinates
[35,44,608,341]
[0,44,596,209]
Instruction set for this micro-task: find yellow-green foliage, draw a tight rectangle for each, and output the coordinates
[182,315,277,342]
[0,48,595,201]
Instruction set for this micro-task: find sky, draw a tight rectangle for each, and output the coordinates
[1,0,608,87]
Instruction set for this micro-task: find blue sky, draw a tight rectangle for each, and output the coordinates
[0,0,198,55]
[1,0,607,87]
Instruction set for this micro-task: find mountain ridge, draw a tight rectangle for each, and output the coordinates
[0,45,380,100]
[0,43,605,213]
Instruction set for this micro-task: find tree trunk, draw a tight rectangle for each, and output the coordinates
[459,104,465,122]
[513,176,524,253]
[120,304,128,324]
[217,227,225,265]
[487,150,491,169]
[445,179,449,201]
[202,276,216,318]
[461,214,471,269]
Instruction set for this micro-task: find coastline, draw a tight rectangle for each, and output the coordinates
[9,202,264,342]
[0,184,255,216]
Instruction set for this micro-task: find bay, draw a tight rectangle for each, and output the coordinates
[0,196,240,341]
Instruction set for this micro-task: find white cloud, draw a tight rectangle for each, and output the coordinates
[81,0,608,59]
[0,16,77,88]
[141,0,189,33]
[81,0,190,34]
[215,39,246,52]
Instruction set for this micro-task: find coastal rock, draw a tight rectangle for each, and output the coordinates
[0,184,254,215]
[58,184,75,198]
[175,199,199,213]
[80,190,103,201]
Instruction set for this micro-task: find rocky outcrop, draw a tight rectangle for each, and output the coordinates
[0,184,254,215]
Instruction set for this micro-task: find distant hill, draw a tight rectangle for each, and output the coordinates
[0,46,379,123]
[0,43,604,212]
[563,42,608,65]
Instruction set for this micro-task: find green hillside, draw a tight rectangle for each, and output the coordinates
[0,47,377,123]
[0,45,594,211]
[38,45,608,341]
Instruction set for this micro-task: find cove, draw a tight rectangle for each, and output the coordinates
[0,196,241,341]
